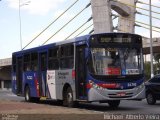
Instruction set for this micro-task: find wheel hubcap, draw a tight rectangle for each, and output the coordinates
[67,92,72,103]
[26,90,29,101]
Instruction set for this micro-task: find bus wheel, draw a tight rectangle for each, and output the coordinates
[25,86,31,102]
[108,100,120,108]
[63,87,74,107]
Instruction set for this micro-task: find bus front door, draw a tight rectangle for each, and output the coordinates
[76,46,87,100]
[16,57,23,94]
[39,52,47,97]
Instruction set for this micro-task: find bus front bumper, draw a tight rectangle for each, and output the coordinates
[88,83,145,101]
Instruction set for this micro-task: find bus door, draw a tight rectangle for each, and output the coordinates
[16,57,23,94]
[76,46,87,99]
[39,52,47,97]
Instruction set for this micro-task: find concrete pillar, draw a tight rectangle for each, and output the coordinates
[117,0,136,33]
[1,80,4,90]
[91,0,113,33]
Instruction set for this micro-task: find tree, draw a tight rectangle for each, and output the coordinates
[153,53,160,74]
[144,61,160,80]
[144,62,151,80]
[154,53,160,63]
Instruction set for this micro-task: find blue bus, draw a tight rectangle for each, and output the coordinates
[12,33,145,108]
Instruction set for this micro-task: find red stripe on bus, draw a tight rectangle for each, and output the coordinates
[86,83,120,89]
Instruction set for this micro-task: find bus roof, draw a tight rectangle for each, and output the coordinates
[12,34,90,55]
[13,33,141,55]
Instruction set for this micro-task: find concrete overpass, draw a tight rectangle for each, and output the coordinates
[143,37,160,55]
[0,58,12,90]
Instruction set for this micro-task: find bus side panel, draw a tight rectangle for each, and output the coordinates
[12,73,17,94]
[23,71,39,98]
[46,69,75,100]
[57,70,76,100]
[56,69,76,100]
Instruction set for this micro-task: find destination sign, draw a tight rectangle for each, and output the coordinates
[99,37,131,43]
[90,34,142,45]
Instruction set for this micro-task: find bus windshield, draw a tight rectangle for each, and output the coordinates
[88,47,143,76]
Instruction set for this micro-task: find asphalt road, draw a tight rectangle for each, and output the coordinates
[0,90,24,101]
[0,90,160,115]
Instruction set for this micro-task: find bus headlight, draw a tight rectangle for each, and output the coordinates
[138,83,145,89]
[135,83,144,91]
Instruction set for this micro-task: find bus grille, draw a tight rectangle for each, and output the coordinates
[108,93,133,98]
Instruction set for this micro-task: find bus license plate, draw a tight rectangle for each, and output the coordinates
[117,92,126,96]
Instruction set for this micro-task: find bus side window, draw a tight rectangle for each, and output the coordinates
[40,53,47,71]
[48,47,59,70]
[60,44,74,69]
[31,52,38,71]
[12,55,16,72]
[24,54,31,71]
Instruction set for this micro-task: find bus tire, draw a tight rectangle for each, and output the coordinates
[108,100,120,108]
[25,86,31,102]
[63,87,74,107]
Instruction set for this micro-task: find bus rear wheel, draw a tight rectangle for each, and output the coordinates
[25,86,40,103]
[108,100,120,108]
[63,87,74,107]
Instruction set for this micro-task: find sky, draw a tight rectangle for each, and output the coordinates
[0,0,160,59]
